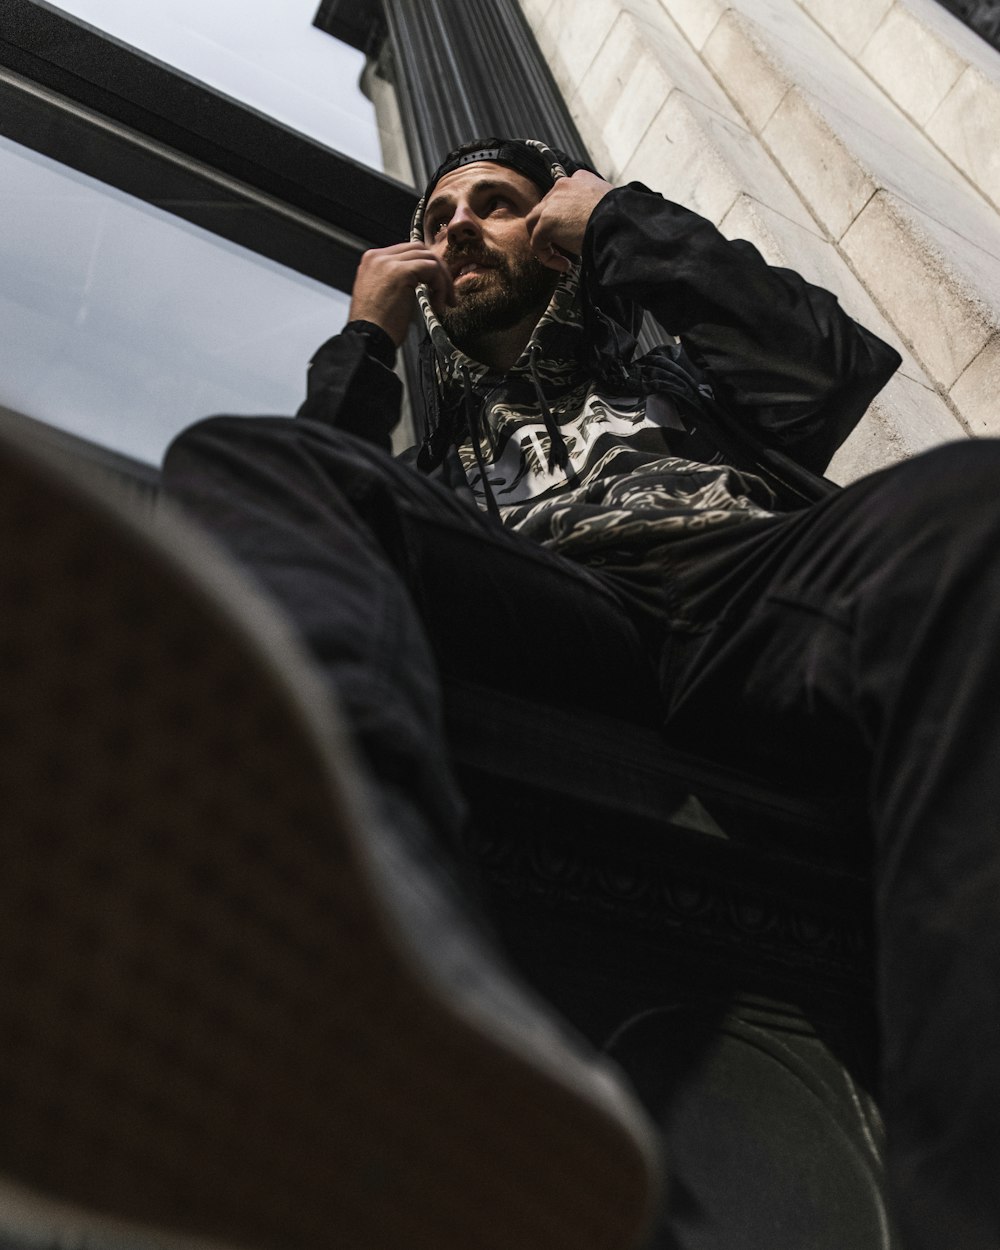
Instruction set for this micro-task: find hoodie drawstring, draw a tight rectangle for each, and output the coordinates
[461,365,501,521]
[529,342,571,472]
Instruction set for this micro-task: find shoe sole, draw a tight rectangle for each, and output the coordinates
[0,414,659,1250]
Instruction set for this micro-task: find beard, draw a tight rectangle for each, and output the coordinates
[439,242,558,353]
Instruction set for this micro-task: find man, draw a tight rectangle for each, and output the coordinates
[2,136,998,1249]
[163,136,1000,1248]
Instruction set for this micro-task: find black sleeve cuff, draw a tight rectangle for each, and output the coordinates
[343,320,398,369]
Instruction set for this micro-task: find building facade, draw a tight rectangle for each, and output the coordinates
[356,0,1000,483]
[520,0,1000,482]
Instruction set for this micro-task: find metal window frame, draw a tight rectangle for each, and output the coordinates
[0,1,419,272]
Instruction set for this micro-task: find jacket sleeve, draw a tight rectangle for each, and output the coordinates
[295,325,403,454]
[584,183,901,473]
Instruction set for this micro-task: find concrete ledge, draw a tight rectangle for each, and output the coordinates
[950,335,1000,436]
[841,190,1000,391]
[828,375,968,483]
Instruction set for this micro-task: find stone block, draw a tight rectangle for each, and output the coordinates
[743,0,886,94]
[795,0,894,58]
[895,0,1000,71]
[656,0,726,49]
[729,0,1000,253]
[622,93,743,224]
[761,66,1000,266]
[762,88,876,240]
[626,10,745,120]
[927,67,1000,212]
[870,374,969,453]
[840,190,999,390]
[703,9,790,131]
[570,8,742,177]
[858,2,965,126]
[718,193,929,385]
[949,334,1000,436]
[569,12,678,176]
[622,91,816,229]
[535,0,620,98]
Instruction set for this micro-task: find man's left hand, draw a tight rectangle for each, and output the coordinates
[526,170,615,272]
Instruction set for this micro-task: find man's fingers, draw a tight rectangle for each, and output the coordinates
[526,213,574,272]
[350,245,454,344]
[536,240,573,273]
[527,171,615,263]
[421,257,456,308]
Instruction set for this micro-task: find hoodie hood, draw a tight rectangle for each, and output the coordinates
[410,138,643,495]
[409,136,580,388]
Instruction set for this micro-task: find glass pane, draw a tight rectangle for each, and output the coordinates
[43,0,383,168]
[0,133,351,465]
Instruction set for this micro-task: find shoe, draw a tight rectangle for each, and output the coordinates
[0,411,661,1250]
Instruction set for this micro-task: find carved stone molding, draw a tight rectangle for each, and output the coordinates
[467,818,872,988]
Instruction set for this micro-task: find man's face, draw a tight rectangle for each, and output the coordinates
[422,162,558,349]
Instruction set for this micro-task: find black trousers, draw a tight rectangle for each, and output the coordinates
[163,416,1000,1250]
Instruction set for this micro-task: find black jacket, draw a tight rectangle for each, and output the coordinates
[299,184,901,513]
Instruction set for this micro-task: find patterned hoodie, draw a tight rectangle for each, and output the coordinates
[409,138,778,574]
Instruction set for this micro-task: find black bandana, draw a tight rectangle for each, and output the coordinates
[420,137,594,207]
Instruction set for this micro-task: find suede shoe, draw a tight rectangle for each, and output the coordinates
[0,411,661,1250]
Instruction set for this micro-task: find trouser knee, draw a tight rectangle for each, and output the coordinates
[869,439,1000,533]
[839,441,1000,591]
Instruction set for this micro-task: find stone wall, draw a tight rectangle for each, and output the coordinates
[520,0,1000,481]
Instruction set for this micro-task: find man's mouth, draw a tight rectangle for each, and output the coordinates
[453,261,494,282]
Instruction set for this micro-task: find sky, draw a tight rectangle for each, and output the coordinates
[45,0,382,167]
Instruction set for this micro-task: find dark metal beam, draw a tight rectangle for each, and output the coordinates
[312,0,384,56]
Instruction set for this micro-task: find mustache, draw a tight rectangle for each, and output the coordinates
[443,241,508,271]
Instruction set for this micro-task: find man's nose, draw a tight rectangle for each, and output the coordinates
[447,205,481,244]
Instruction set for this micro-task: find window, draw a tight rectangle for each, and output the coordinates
[0,1,417,473]
[1,133,349,464]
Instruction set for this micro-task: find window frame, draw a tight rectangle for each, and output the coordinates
[0,0,420,481]
[0,0,417,251]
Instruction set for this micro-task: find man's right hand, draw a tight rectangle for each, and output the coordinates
[348,243,456,346]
